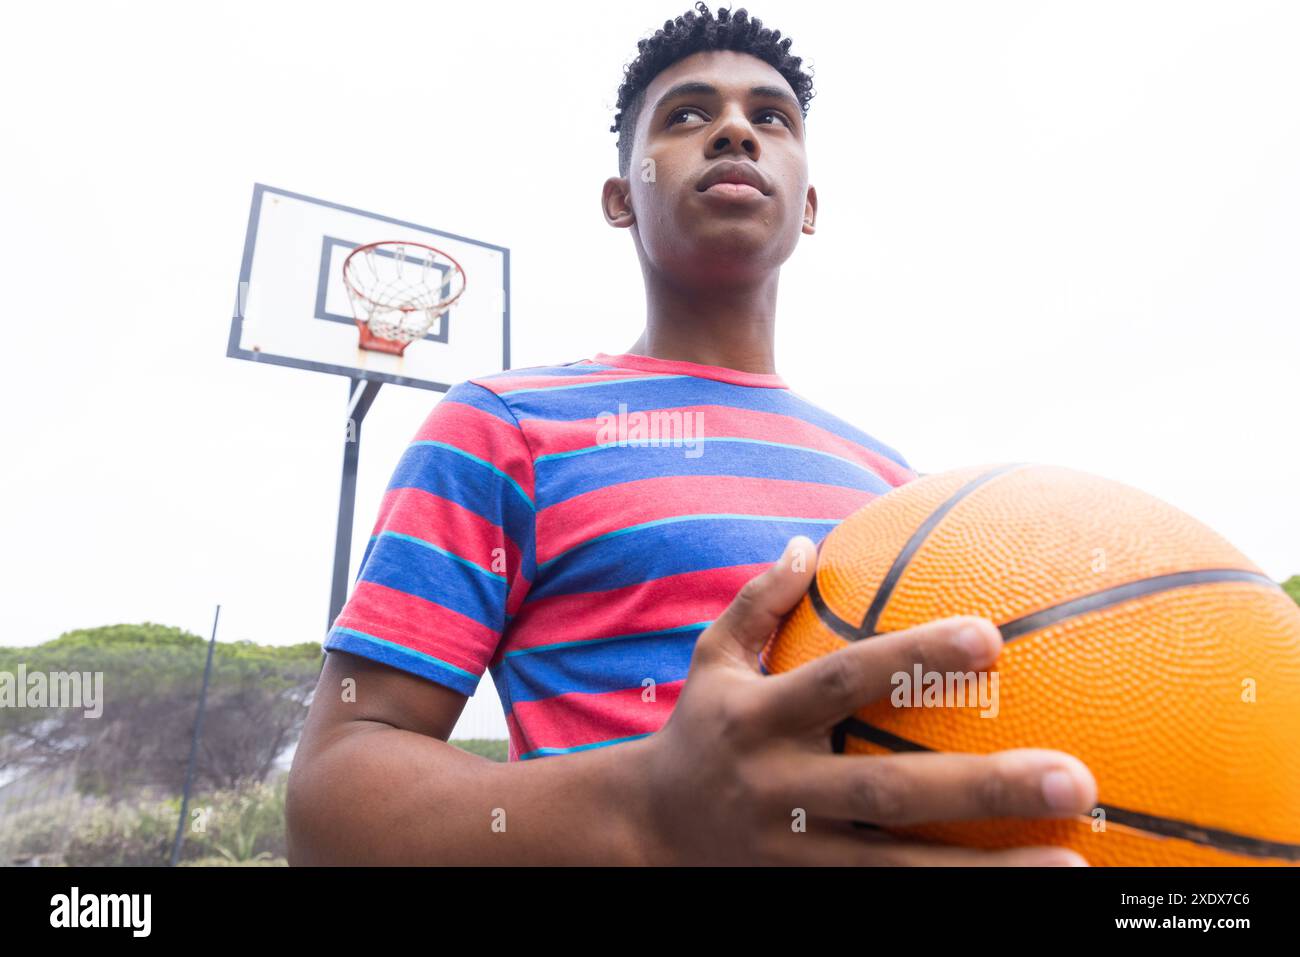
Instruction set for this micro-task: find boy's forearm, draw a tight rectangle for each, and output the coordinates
[287,722,662,865]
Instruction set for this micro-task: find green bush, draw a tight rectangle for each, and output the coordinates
[63,795,180,867]
[179,856,287,867]
[0,623,321,800]
[0,793,94,864]
[12,777,290,866]
[1283,575,1300,607]
[184,777,287,863]
[451,738,508,761]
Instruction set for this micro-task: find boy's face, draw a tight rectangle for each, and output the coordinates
[606,49,816,285]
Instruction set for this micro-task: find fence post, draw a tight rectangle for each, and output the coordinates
[169,604,220,866]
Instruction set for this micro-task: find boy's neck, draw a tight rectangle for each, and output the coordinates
[625,270,779,375]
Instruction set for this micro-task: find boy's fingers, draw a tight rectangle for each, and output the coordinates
[769,749,1098,825]
[756,616,1003,734]
[773,821,1088,866]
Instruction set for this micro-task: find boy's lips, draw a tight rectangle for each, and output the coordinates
[695,161,772,196]
[700,182,766,200]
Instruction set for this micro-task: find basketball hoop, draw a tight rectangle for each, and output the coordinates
[342,240,467,355]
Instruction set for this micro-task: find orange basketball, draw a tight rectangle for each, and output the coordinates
[760,463,1300,865]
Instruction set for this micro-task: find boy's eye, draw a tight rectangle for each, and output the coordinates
[668,107,793,129]
[667,107,707,127]
[756,109,792,128]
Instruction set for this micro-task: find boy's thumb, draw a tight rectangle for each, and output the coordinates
[709,536,818,662]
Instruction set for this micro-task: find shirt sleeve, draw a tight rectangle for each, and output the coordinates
[323,380,537,696]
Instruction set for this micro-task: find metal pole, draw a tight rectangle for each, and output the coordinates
[170,604,220,866]
[329,377,383,631]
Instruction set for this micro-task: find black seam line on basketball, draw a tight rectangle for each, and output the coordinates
[830,722,848,755]
[835,717,1300,861]
[808,574,864,642]
[810,561,1279,648]
[857,463,1030,637]
[808,463,1031,642]
[998,568,1281,642]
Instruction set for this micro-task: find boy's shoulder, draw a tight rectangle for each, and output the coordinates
[430,358,609,421]
[446,357,614,401]
[452,356,690,415]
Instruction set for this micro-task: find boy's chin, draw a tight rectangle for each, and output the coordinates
[685,242,791,278]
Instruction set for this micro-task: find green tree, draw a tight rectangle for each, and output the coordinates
[0,623,321,798]
[1283,575,1300,607]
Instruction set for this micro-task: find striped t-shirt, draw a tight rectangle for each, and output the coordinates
[324,351,918,760]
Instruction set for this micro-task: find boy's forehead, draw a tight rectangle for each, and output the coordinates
[640,49,795,110]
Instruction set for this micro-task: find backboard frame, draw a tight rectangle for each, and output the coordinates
[228,183,511,393]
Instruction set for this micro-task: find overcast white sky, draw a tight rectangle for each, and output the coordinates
[3,1,1297,738]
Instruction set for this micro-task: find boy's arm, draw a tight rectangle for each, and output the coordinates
[286,650,658,866]
[288,537,1098,866]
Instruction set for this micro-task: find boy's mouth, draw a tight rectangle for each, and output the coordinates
[701,182,765,200]
[696,161,772,196]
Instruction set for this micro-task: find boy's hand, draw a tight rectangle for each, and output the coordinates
[637,536,1096,865]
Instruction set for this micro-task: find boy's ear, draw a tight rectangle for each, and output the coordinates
[802,184,818,235]
[602,177,636,228]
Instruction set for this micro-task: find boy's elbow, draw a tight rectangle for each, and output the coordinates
[285,743,346,866]
[284,754,320,865]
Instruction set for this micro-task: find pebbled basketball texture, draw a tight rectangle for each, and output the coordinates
[759,463,1300,866]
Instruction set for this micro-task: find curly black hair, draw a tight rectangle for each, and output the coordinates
[611,2,815,177]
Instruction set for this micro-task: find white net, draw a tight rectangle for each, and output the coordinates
[344,242,466,348]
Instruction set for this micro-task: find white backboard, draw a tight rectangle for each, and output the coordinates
[229,184,510,391]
